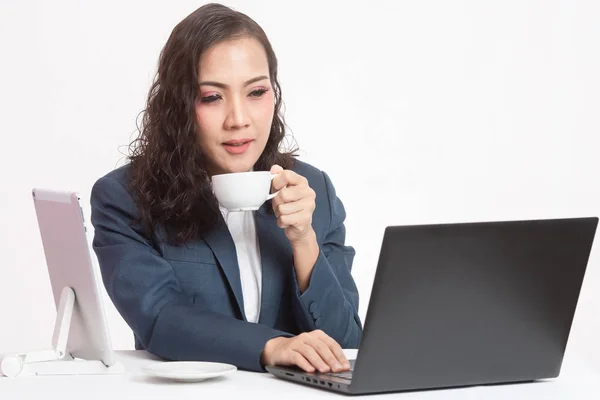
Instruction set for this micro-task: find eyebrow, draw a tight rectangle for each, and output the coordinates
[198,75,269,89]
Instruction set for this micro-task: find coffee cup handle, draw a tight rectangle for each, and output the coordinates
[266,174,280,200]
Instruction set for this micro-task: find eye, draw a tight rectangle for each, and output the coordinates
[200,94,222,103]
[249,88,269,98]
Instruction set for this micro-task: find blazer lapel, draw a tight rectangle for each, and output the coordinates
[255,202,293,327]
[202,215,246,321]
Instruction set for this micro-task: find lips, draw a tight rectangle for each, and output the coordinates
[223,138,253,154]
[223,138,253,146]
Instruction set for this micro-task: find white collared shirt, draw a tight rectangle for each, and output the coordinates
[219,206,262,323]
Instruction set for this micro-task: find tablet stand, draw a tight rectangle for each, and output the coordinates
[0,287,124,377]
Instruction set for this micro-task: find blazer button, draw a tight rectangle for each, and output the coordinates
[309,302,319,313]
[314,317,323,328]
[311,309,321,319]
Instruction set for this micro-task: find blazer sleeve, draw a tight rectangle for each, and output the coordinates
[90,175,292,372]
[290,171,363,348]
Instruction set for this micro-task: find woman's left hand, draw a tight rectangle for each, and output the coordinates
[270,164,317,244]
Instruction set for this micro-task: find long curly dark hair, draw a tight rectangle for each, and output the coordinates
[128,3,297,245]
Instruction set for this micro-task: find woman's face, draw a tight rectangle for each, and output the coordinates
[195,36,275,176]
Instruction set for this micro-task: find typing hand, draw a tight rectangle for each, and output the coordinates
[261,330,351,373]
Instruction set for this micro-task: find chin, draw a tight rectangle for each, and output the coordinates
[211,144,265,174]
[220,159,258,174]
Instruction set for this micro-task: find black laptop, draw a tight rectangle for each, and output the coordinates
[266,217,598,395]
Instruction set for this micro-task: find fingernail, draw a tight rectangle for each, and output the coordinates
[334,362,342,370]
[345,362,351,369]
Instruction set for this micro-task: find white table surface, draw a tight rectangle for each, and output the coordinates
[1,349,599,399]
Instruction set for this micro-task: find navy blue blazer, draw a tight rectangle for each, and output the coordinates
[90,159,362,372]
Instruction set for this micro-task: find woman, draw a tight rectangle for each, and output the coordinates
[90,3,362,373]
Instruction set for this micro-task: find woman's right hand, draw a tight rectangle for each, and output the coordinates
[260,330,351,373]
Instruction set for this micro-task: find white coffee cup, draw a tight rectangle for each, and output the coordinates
[211,171,279,212]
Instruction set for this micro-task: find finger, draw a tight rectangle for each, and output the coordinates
[271,187,304,215]
[276,197,314,218]
[315,330,351,370]
[296,344,330,373]
[269,165,285,196]
[270,164,284,175]
[277,186,313,205]
[271,171,289,191]
[289,350,315,373]
[273,186,316,218]
[306,337,346,373]
[272,170,308,191]
[278,210,312,229]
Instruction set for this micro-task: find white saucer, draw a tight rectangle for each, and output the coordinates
[142,361,237,382]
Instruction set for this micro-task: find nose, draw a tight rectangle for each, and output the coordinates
[224,96,250,130]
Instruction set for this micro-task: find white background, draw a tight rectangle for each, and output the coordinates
[1,0,598,371]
